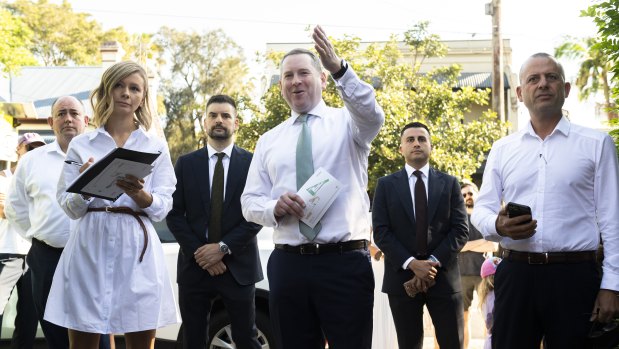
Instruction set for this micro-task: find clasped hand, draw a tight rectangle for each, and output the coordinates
[194,243,227,276]
[495,207,537,240]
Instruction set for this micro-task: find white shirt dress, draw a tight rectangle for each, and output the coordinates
[44,126,179,334]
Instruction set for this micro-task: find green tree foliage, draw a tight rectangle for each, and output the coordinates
[239,22,508,193]
[156,27,255,163]
[583,0,619,120]
[0,7,37,75]
[5,0,105,66]
[555,36,616,119]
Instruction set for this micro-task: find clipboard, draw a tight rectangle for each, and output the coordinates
[66,148,161,201]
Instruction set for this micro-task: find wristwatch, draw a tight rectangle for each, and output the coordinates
[219,241,230,254]
[331,59,348,79]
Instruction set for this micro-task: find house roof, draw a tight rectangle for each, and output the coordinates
[453,72,511,90]
[8,66,105,117]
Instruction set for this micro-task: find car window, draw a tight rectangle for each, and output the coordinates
[153,220,177,243]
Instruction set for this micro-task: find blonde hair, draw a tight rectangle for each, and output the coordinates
[90,61,152,130]
[478,274,495,310]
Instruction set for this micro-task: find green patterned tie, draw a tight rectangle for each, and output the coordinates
[296,114,321,240]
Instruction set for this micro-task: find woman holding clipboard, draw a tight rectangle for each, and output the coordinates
[46,61,178,349]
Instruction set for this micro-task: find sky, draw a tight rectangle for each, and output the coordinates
[56,0,602,127]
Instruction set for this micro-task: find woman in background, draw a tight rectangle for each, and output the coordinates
[46,61,178,349]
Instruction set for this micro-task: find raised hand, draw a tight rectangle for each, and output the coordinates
[312,25,341,74]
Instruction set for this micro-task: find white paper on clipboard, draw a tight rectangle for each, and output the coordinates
[296,167,342,228]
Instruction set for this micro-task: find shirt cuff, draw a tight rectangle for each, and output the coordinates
[402,256,415,270]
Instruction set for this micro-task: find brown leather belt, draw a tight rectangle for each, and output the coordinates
[87,207,148,262]
[502,249,597,265]
[275,239,369,255]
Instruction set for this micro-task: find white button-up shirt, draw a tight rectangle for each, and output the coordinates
[241,67,385,245]
[0,169,31,254]
[5,142,71,248]
[472,116,619,291]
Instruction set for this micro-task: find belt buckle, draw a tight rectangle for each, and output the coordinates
[528,252,548,264]
[105,206,112,213]
[300,244,319,255]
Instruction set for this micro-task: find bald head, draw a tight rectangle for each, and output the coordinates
[47,96,89,152]
[519,53,565,85]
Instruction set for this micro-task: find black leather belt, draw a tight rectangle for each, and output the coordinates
[32,238,63,252]
[275,239,369,255]
[502,249,597,264]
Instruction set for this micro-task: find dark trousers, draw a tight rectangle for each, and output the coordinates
[28,239,110,349]
[267,248,374,349]
[178,271,260,349]
[0,255,38,349]
[388,288,463,349]
[492,259,600,349]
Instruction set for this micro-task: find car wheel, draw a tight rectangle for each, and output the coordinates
[208,310,275,349]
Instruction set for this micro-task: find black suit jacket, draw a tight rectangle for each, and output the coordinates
[372,167,468,295]
[166,145,263,286]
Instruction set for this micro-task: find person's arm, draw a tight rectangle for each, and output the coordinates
[138,147,176,222]
[241,138,279,227]
[429,177,469,266]
[372,178,414,268]
[57,145,91,219]
[5,160,32,236]
[591,135,619,323]
[312,25,385,150]
[472,144,504,241]
[166,154,205,255]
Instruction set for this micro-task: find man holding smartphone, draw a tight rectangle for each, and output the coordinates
[472,53,619,349]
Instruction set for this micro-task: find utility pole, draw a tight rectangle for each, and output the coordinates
[486,0,505,122]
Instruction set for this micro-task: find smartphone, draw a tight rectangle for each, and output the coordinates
[506,202,532,218]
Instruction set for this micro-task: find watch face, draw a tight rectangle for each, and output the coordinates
[220,244,229,253]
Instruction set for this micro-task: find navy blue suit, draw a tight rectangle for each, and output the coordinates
[166,145,263,349]
[373,167,468,349]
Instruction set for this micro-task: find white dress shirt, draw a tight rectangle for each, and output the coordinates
[0,169,31,254]
[241,67,385,245]
[401,163,434,269]
[206,143,233,198]
[205,143,232,243]
[472,116,619,291]
[5,142,71,248]
[45,126,179,333]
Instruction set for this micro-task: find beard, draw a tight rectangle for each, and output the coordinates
[208,127,231,140]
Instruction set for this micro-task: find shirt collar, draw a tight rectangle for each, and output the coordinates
[206,143,234,159]
[290,100,327,124]
[43,141,66,156]
[405,162,430,179]
[88,125,151,141]
[523,115,571,139]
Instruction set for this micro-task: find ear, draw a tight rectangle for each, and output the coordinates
[83,115,90,126]
[234,115,239,131]
[47,116,54,128]
[516,86,523,102]
[320,71,328,90]
[564,81,571,98]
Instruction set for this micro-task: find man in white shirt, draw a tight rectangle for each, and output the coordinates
[241,25,384,349]
[472,53,619,348]
[5,96,109,349]
[0,133,45,349]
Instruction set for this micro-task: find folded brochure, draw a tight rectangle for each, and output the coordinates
[296,167,342,228]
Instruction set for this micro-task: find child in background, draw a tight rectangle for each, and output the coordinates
[479,256,502,349]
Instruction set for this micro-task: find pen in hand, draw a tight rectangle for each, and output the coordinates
[64,160,83,167]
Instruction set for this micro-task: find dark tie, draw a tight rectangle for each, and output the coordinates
[413,170,428,257]
[296,114,321,240]
[208,152,225,243]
